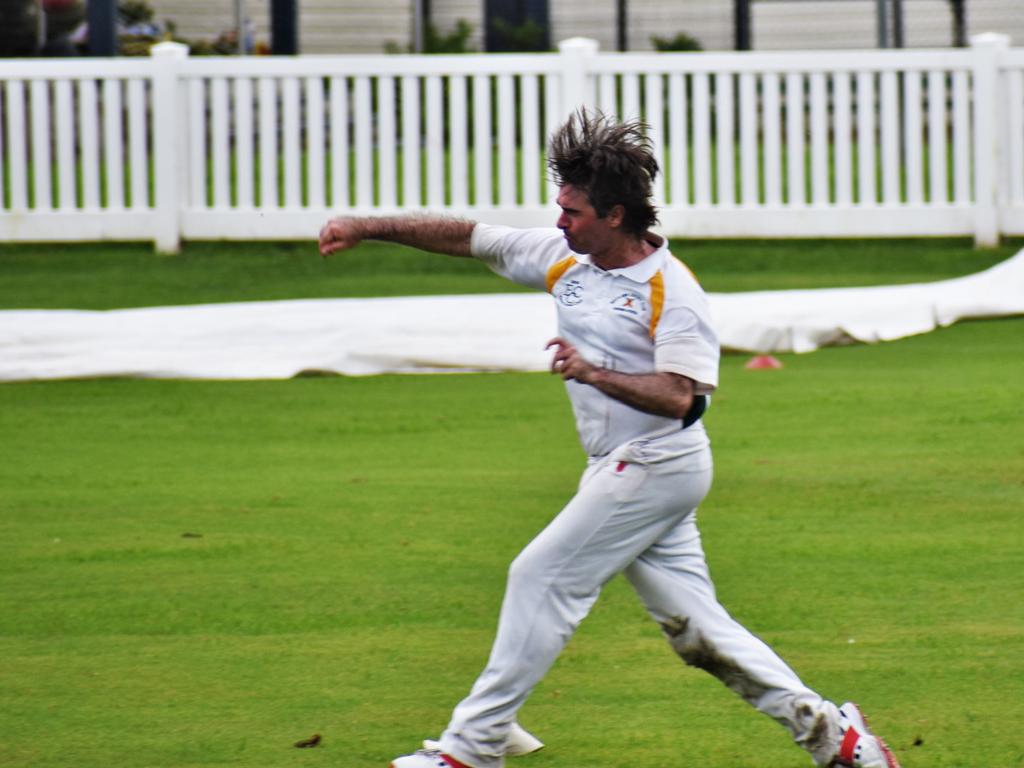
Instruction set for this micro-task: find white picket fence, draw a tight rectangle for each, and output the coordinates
[1,34,1022,252]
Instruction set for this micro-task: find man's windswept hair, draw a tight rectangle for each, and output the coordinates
[548,109,659,236]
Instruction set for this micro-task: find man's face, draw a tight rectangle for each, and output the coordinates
[556,185,613,255]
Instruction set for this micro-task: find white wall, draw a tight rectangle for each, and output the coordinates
[629,0,734,51]
[145,0,1022,54]
[549,0,734,51]
[147,0,414,54]
[754,1,878,50]
[473,0,1020,53]
[751,0,1021,51]
[549,2,617,49]
[301,0,413,53]
[973,0,1024,47]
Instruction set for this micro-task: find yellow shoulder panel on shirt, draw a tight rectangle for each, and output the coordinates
[648,270,665,338]
[545,256,576,293]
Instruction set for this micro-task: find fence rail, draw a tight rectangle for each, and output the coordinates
[1,34,1021,252]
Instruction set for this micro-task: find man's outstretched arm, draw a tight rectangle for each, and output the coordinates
[318,215,476,258]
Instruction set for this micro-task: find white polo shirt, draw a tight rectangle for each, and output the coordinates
[471,224,719,459]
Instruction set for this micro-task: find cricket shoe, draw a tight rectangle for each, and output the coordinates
[829,702,901,768]
[423,723,544,757]
[390,749,474,768]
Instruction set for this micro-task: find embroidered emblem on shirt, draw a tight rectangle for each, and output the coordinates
[611,291,647,316]
[558,279,585,306]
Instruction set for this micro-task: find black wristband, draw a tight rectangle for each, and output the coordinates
[682,394,708,429]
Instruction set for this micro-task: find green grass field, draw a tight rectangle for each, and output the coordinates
[1,237,1020,309]
[1,239,1023,767]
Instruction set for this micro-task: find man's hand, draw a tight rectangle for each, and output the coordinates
[546,337,598,384]
[318,217,362,258]
[547,336,695,419]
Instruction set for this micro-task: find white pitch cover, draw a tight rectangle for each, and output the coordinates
[1,249,1022,381]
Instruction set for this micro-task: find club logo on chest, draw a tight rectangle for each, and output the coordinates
[558,279,585,306]
[610,291,647,317]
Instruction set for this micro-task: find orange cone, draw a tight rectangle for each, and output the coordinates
[745,354,783,370]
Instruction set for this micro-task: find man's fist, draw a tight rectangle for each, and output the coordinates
[546,337,598,384]
[318,217,362,257]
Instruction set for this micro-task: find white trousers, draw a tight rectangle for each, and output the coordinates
[440,444,840,768]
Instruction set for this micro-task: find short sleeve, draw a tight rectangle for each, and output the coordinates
[471,224,570,291]
[653,303,719,395]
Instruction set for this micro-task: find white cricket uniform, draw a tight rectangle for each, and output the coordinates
[439,225,841,768]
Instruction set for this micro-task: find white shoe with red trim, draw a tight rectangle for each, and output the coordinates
[423,722,544,757]
[390,749,473,768]
[830,702,901,768]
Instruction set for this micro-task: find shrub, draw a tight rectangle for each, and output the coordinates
[651,31,703,52]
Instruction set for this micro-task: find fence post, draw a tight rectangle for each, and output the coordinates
[558,37,599,119]
[970,33,1009,248]
[151,41,189,254]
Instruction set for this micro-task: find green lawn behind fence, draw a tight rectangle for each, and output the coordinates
[1,237,1019,310]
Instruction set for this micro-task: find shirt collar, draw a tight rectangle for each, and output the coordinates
[573,233,667,284]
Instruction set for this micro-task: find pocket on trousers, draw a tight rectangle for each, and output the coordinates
[608,459,647,503]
